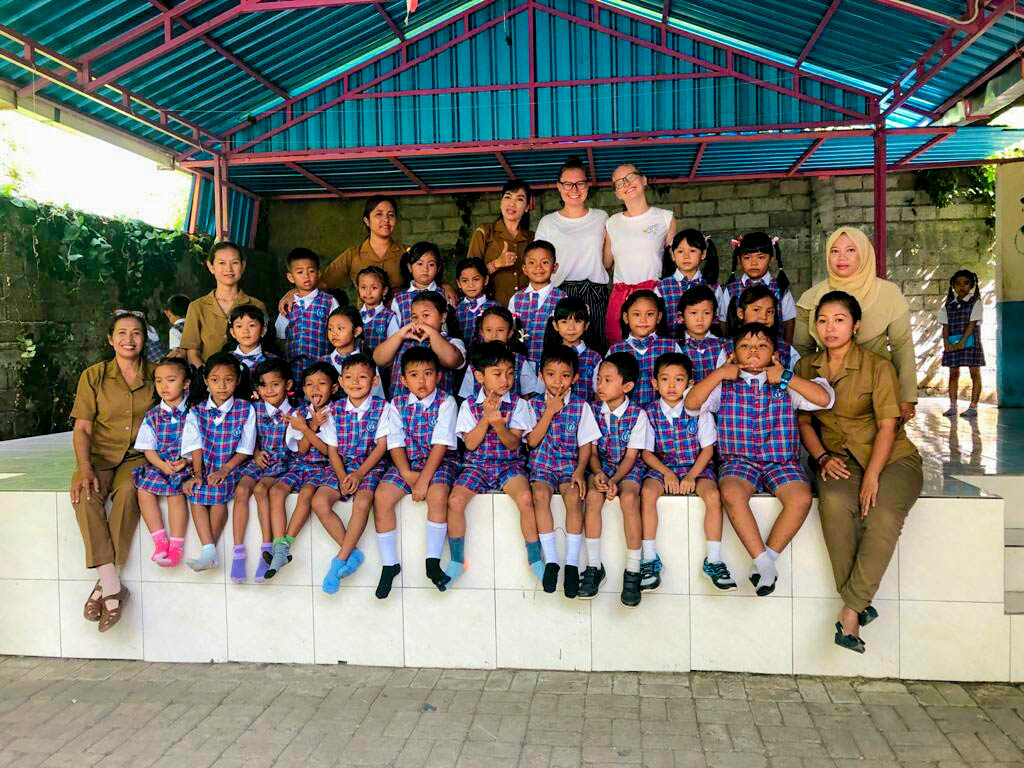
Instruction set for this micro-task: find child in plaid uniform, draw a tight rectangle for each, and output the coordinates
[321,306,386,400]
[719,232,796,343]
[657,228,721,339]
[374,347,461,598]
[940,269,986,417]
[226,304,278,371]
[133,357,193,568]
[275,248,340,380]
[264,362,341,579]
[685,323,835,596]
[640,352,732,599]
[391,242,448,326]
[459,306,543,400]
[374,291,466,399]
[678,285,729,382]
[584,353,651,600]
[606,290,683,407]
[542,296,602,403]
[450,342,544,581]
[526,346,602,597]
[180,352,257,573]
[454,257,497,350]
[356,266,399,353]
[231,358,295,583]
[509,240,565,365]
[314,353,396,595]
[725,284,800,370]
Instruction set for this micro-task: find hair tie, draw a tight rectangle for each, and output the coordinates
[771,236,780,245]
[730,238,742,248]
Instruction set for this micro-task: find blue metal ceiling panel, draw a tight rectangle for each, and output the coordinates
[698,139,811,176]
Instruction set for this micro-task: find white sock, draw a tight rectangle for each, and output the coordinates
[707,540,722,564]
[753,550,777,586]
[425,521,447,560]
[377,530,398,566]
[625,548,641,572]
[565,533,582,567]
[767,547,780,561]
[539,531,558,564]
[585,537,602,568]
[641,539,656,562]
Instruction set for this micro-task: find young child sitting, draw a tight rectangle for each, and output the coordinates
[678,285,728,383]
[726,284,800,370]
[508,240,566,365]
[657,228,720,338]
[583,353,651,600]
[526,345,602,597]
[321,306,385,400]
[458,306,543,400]
[685,323,835,596]
[275,247,340,380]
[226,304,279,371]
[640,352,732,597]
[373,347,460,598]
[606,290,682,407]
[356,266,399,352]
[542,296,602,403]
[450,342,543,580]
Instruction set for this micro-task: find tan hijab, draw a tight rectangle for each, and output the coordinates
[798,226,909,343]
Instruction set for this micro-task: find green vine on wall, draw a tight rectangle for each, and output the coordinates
[913,164,1000,228]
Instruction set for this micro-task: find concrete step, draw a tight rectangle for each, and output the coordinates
[1006,528,1024,546]
[1006,591,1024,614]
[1007,544,1024,591]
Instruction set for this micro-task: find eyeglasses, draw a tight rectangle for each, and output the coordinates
[114,309,145,319]
[612,172,642,190]
[558,180,588,192]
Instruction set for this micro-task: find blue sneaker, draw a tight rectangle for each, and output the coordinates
[639,555,662,591]
[702,558,737,590]
[339,548,364,578]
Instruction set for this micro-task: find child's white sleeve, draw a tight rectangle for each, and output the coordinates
[780,289,797,322]
[317,412,339,447]
[685,383,721,417]
[389,297,403,324]
[387,315,401,337]
[449,337,467,369]
[432,395,459,448]
[386,401,406,450]
[630,410,651,450]
[790,376,835,412]
[715,349,728,368]
[374,402,397,441]
[936,306,948,324]
[458,367,475,399]
[237,405,257,455]
[971,302,983,322]
[520,359,543,396]
[510,398,538,434]
[576,403,603,447]
[134,416,158,451]
[180,411,202,455]
[787,346,801,369]
[718,291,732,322]
[328,296,340,313]
[274,314,289,340]
[455,400,477,440]
[697,411,717,449]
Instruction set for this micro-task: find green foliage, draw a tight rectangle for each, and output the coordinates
[913,165,1000,228]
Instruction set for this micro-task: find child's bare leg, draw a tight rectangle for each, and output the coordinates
[340,489,373,560]
[765,481,812,554]
[639,478,663,582]
[619,480,642,553]
[266,485,315,578]
[139,490,169,563]
[969,367,982,407]
[210,504,228,543]
[503,475,544,581]
[532,482,555,535]
[560,481,585,597]
[286,485,316,538]
[164,495,188,566]
[312,486,346,548]
[232,476,256,546]
[253,478,274,542]
[720,476,763,557]
[269,482,291,538]
[530,480,559,591]
[186,502,220,571]
[948,366,960,410]
[372,482,404,599]
[697,477,724,549]
[585,477,605,541]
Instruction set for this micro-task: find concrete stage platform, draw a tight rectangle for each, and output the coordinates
[0,399,1019,681]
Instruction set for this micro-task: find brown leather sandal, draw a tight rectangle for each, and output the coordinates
[98,584,130,633]
[83,580,103,622]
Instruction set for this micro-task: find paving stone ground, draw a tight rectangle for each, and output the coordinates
[1,658,1023,768]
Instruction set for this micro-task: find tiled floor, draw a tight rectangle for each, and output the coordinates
[1,657,1023,768]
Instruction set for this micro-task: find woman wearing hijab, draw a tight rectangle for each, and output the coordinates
[794,227,918,422]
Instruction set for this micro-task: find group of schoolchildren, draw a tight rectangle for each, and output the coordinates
[132,226,841,608]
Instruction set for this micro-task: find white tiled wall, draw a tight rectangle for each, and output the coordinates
[0,491,1011,681]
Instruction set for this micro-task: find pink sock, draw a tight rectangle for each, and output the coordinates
[164,537,185,567]
[151,529,169,563]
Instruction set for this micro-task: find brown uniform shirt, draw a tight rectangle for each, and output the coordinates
[467,220,533,306]
[180,289,267,361]
[70,358,156,471]
[796,343,917,469]
[321,239,408,292]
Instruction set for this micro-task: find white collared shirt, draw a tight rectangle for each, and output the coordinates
[644,398,717,450]
[134,399,188,451]
[181,396,257,456]
[285,405,338,452]
[232,344,264,369]
[336,396,396,442]
[386,389,458,450]
[458,357,543,399]
[551,393,602,447]
[687,375,835,417]
[599,397,651,450]
[624,334,683,357]
[509,281,555,313]
[263,399,292,418]
[456,390,537,439]
[718,274,796,322]
[275,289,340,338]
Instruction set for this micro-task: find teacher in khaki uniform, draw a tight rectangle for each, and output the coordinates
[796,290,922,655]
[70,311,156,633]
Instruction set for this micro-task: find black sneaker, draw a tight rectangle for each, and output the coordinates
[563,565,580,599]
[577,565,606,599]
[702,558,737,590]
[639,555,663,591]
[621,569,642,607]
[542,562,560,593]
[750,571,776,597]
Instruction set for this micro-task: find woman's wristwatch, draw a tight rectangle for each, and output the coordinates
[815,451,830,465]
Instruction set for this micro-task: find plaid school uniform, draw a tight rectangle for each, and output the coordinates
[606,334,679,407]
[361,304,397,352]
[456,297,497,349]
[462,353,534,400]
[133,404,190,495]
[331,396,389,495]
[510,286,565,364]
[382,391,459,492]
[642,401,716,486]
[658,272,713,336]
[188,399,253,505]
[392,285,445,327]
[574,345,601,403]
[455,395,528,493]
[684,335,729,382]
[595,400,646,485]
[285,291,334,378]
[942,297,986,367]
[528,395,587,488]
[391,335,460,399]
[723,274,783,316]
[231,348,268,370]
[717,377,806,493]
[239,402,292,481]
[277,407,337,490]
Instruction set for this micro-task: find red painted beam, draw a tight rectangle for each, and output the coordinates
[284,161,348,196]
[933,46,1024,115]
[528,0,537,140]
[389,157,431,191]
[239,0,381,9]
[787,138,825,175]
[586,147,597,181]
[797,0,841,66]
[687,143,705,180]
[873,127,887,275]
[373,1,404,40]
[895,131,952,165]
[866,0,983,27]
[495,152,515,179]
[80,0,214,64]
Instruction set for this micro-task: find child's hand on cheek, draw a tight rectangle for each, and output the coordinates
[764,355,784,384]
[719,355,741,381]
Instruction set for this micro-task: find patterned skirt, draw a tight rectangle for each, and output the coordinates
[187,468,241,505]
[239,458,291,482]
[133,463,191,496]
[942,338,986,368]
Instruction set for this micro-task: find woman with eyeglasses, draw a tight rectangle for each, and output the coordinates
[603,164,677,345]
[534,156,611,353]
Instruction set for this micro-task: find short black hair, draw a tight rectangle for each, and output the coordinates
[679,284,718,314]
[600,352,639,386]
[735,322,778,352]
[300,361,340,390]
[165,294,190,317]
[287,247,320,269]
[524,239,556,261]
[815,290,862,324]
[356,265,390,290]
[653,351,693,380]
[400,346,440,374]
[341,351,376,373]
[471,340,515,371]
[410,290,447,317]
[540,344,579,376]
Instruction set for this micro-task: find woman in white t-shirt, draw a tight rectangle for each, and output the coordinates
[534,156,610,352]
[603,164,676,345]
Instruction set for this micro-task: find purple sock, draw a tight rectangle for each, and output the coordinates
[230,544,247,584]
[254,544,273,583]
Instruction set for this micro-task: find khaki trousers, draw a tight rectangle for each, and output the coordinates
[817,452,923,613]
[72,456,145,568]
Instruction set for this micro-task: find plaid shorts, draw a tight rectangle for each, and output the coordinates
[239,459,290,482]
[381,460,457,493]
[455,461,527,493]
[337,464,387,499]
[720,459,807,494]
[643,464,717,489]
[530,467,576,490]
[277,464,337,491]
